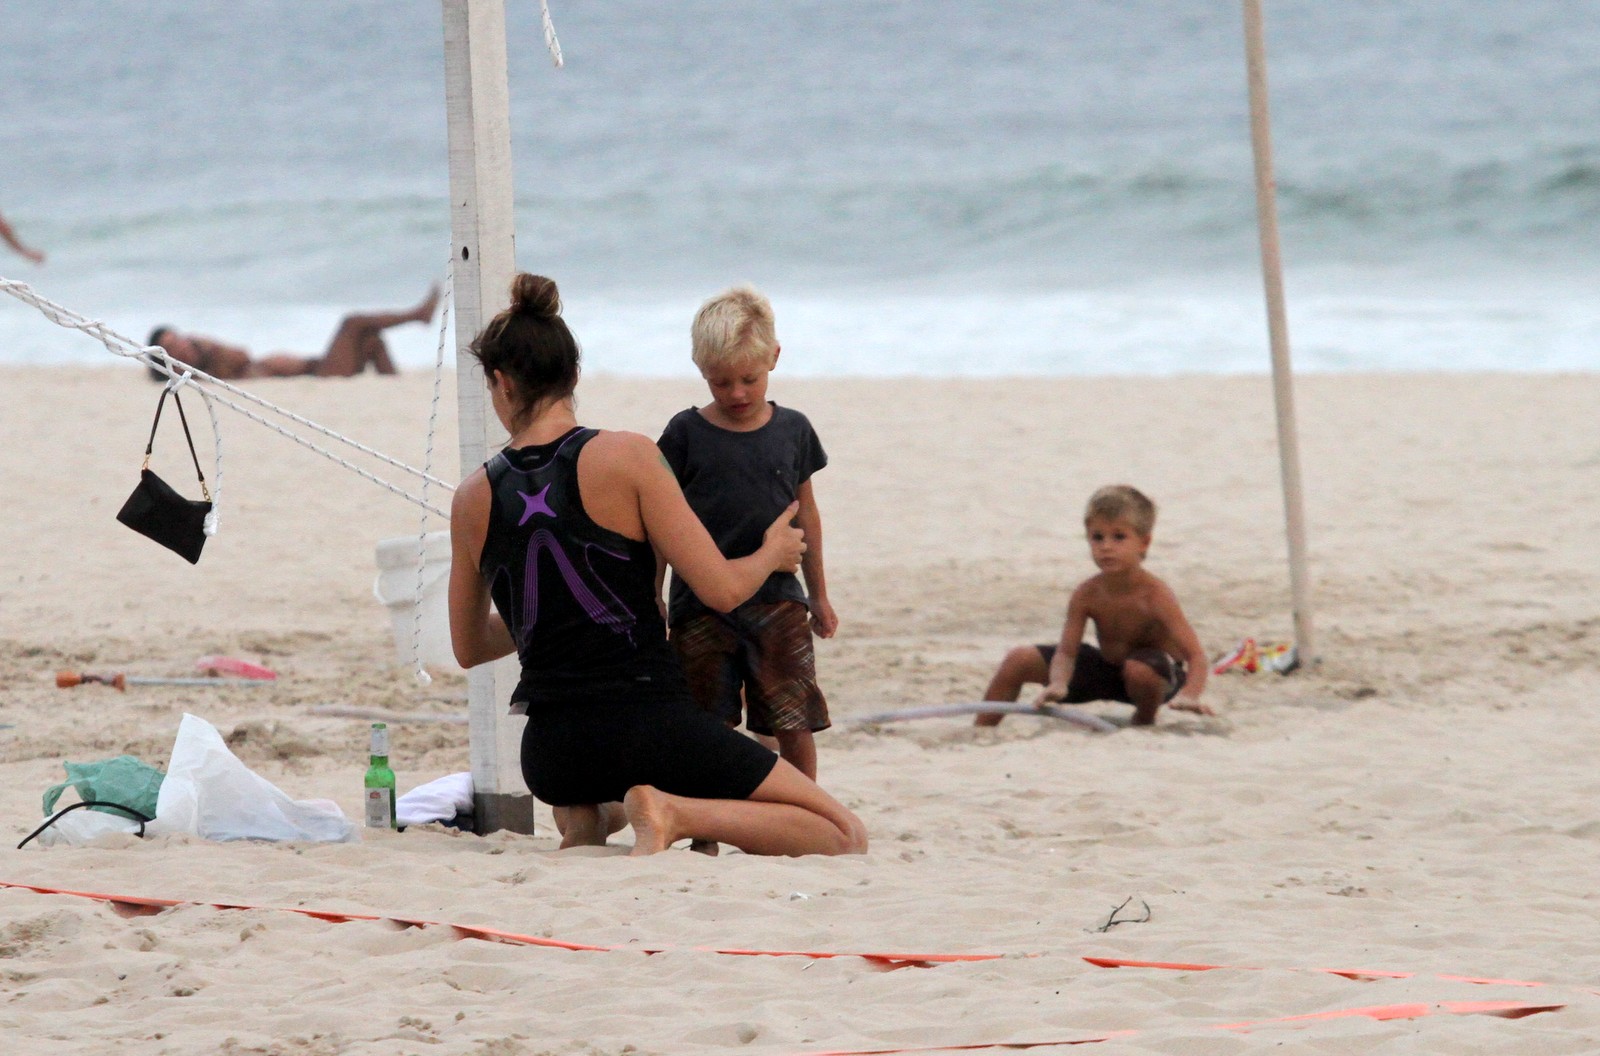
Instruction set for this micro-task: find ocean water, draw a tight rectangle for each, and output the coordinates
[2,0,1597,375]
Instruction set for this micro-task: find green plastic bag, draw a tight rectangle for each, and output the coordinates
[42,755,165,818]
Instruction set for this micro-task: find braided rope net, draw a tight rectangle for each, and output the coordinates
[0,278,455,520]
[1,275,460,683]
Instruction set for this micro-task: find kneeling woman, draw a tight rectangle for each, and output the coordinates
[448,274,867,857]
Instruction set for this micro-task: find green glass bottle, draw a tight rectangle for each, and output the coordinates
[363,722,396,829]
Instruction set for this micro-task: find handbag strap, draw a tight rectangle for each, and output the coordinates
[144,388,212,502]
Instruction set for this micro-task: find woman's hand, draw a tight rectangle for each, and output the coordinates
[761,501,807,573]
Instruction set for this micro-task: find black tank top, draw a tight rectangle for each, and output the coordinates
[478,427,681,704]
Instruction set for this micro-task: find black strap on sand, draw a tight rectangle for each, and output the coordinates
[17,800,153,849]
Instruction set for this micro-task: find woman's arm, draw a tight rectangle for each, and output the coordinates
[651,543,669,622]
[447,468,516,668]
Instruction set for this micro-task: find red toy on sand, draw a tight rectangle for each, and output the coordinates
[194,655,278,680]
[1212,638,1298,675]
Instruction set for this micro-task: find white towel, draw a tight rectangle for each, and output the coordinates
[396,771,474,827]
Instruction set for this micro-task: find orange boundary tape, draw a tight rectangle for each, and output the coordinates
[0,882,1574,1054]
[794,1000,1566,1055]
[3,881,1585,985]
[0,880,1000,968]
[7,881,1588,989]
[1082,956,1600,994]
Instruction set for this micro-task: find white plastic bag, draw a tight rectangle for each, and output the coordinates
[147,714,358,843]
[32,809,143,848]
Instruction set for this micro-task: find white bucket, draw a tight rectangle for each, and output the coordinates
[373,532,458,670]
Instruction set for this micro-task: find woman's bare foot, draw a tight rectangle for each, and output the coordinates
[554,802,629,848]
[624,785,677,856]
[409,284,441,324]
[556,805,607,849]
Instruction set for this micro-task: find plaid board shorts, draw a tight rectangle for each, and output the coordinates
[671,600,831,736]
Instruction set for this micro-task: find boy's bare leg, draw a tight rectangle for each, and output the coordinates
[974,645,1050,726]
[315,286,439,376]
[553,802,626,848]
[624,759,867,857]
[1122,659,1167,727]
[774,728,818,781]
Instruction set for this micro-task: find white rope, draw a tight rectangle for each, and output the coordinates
[163,369,226,535]
[0,278,453,519]
[409,268,455,686]
[0,281,231,532]
[539,0,564,68]
[165,365,453,520]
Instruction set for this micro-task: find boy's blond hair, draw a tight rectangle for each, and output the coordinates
[1084,484,1157,537]
[692,284,778,371]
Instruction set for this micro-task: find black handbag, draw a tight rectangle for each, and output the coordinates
[116,387,213,564]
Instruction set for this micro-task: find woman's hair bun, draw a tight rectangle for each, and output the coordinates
[510,273,561,321]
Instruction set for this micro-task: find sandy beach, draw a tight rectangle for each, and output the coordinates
[3,365,1599,1054]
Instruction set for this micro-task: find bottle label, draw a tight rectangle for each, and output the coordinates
[364,787,393,829]
[370,726,389,756]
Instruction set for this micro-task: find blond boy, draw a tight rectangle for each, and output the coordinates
[975,485,1212,727]
[657,286,835,782]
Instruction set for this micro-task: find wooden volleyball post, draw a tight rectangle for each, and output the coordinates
[1242,0,1317,665]
[442,0,534,834]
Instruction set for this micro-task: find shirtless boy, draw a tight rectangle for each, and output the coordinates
[975,484,1212,727]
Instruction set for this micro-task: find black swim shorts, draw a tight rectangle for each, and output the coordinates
[519,689,778,807]
[1036,642,1186,704]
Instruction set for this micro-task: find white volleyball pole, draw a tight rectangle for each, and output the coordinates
[442,0,534,833]
[1242,0,1317,664]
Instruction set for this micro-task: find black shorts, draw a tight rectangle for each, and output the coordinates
[519,689,779,807]
[1038,643,1186,704]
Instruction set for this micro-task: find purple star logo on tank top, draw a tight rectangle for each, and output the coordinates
[517,484,556,525]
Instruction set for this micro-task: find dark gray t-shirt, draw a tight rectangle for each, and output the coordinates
[657,403,827,625]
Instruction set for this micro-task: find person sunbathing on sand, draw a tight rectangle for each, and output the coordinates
[145,286,438,381]
[0,209,45,265]
[975,484,1213,728]
[447,273,867,857]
